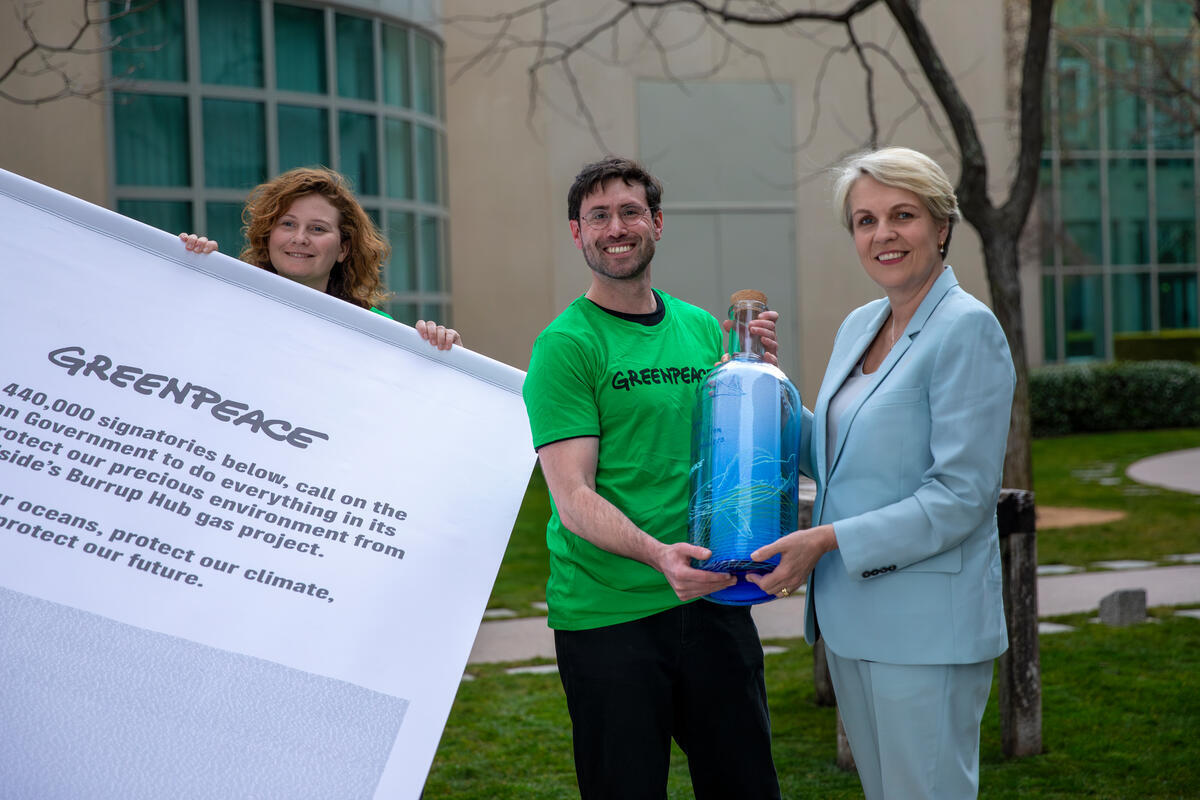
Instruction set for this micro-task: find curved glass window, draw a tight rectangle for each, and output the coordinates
[109,0,449,325]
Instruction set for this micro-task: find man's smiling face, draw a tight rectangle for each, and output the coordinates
[571,179,663,283]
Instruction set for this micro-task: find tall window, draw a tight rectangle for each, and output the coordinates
[108,0,449,324]
[1041,0,1199,361]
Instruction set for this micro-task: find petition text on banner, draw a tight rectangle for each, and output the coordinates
[0,168,535,799]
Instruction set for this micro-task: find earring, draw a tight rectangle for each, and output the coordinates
[938,241,945,255]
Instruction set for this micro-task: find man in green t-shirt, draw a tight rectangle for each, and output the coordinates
[522,157,782,799]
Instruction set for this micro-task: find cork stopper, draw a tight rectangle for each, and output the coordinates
[730,289,768,306]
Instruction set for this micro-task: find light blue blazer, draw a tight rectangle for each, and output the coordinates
[801,266,1015,665]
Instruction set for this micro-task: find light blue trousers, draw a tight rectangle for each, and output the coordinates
[826,650,994,800]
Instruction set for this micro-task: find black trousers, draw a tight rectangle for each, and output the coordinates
[554,601,780,800]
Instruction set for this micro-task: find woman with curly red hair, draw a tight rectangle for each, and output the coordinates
[181,167,459,349]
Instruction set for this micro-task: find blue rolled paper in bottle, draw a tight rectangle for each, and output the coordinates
[688,290,802,605]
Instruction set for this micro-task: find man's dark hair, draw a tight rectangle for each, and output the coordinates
[567,157,664,222]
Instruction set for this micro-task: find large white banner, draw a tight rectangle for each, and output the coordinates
[0,168,536,799]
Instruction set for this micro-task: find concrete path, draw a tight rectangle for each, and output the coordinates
[1127,447,1200,494]
[468,565,1200,664]
[469,446,1200,665]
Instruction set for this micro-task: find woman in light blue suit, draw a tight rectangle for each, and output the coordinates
[749,147,1015,799]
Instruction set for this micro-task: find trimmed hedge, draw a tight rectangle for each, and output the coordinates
[1030,360,1200,436]
[1113,329,1200,363]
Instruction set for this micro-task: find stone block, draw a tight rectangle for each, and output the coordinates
[1099,589,1147,626]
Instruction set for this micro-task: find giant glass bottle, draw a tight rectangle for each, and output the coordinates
[688,290,803,605]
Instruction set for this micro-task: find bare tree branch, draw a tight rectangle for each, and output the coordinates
[626,0,881,27]
[844,19,878,148]
[861,42,955,153]
[1,0,159,106]
[445,0,1056,487]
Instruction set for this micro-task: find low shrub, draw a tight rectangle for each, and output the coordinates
[1030,360,1200,436]
[1113,329,1200,363]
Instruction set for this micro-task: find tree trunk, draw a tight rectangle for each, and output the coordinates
[978,227,1033,491]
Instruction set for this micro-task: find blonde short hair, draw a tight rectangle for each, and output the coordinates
[832,147,960,255]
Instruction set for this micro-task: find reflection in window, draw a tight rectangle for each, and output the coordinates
[1155,158,1195,263]
[1106,0,1145,30]
[419,216,440,291]
[114,94,190,186]
[118,200,191,235]
[416,125,438,203]
[200,0,263,87]
[1056,40,1099,150]
[1151,37,1195,150]
[203,99,266,188]
[1064,275,1106,359]
[421,301,445,323]
[1111,272,1152,331]
[277,105,329,171]
[1105,39,1148,150]
[1151,0,1194,29]
[386,120,413,199]
[414,34,439,116]
[1160,271,1198,328]
[1055,0,1104,28]
[1038,159,1055,266]
[391,302,418,323]
[339,111,379,196]
[206,202,246,257]
[387,211,416,292]
[275,4,326,94]
[1108,159,1148,264]
[383,25,411,108]
[110,0,186,81]
[1042,275,1058,362]
[336,14,375,100]
[1060,160,1102,263]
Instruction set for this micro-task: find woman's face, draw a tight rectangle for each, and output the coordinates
[847,175,948,301]
[267,193,350,293]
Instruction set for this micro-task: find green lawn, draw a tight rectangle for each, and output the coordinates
[427,429,1200,797]
[484,467,552,615]
[427,611,1200,798]
[1032,428,1200,566]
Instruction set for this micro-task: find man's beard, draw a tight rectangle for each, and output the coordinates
[582,240,654,281]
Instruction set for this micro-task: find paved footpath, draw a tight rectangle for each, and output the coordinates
[469,565,1200,664]
[1127,446,1200,494]
[469,447,1200,665]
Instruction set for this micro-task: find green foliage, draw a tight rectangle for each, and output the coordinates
[1114,329,1200,363]
[1032,428,1200,565]
[1030,361,1200,436]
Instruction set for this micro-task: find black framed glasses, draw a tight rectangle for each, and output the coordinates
[579,205,652,229]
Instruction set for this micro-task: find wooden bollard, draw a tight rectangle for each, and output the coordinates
[997,488,1043,757]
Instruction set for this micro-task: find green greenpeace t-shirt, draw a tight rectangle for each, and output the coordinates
[523,290,723,630]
